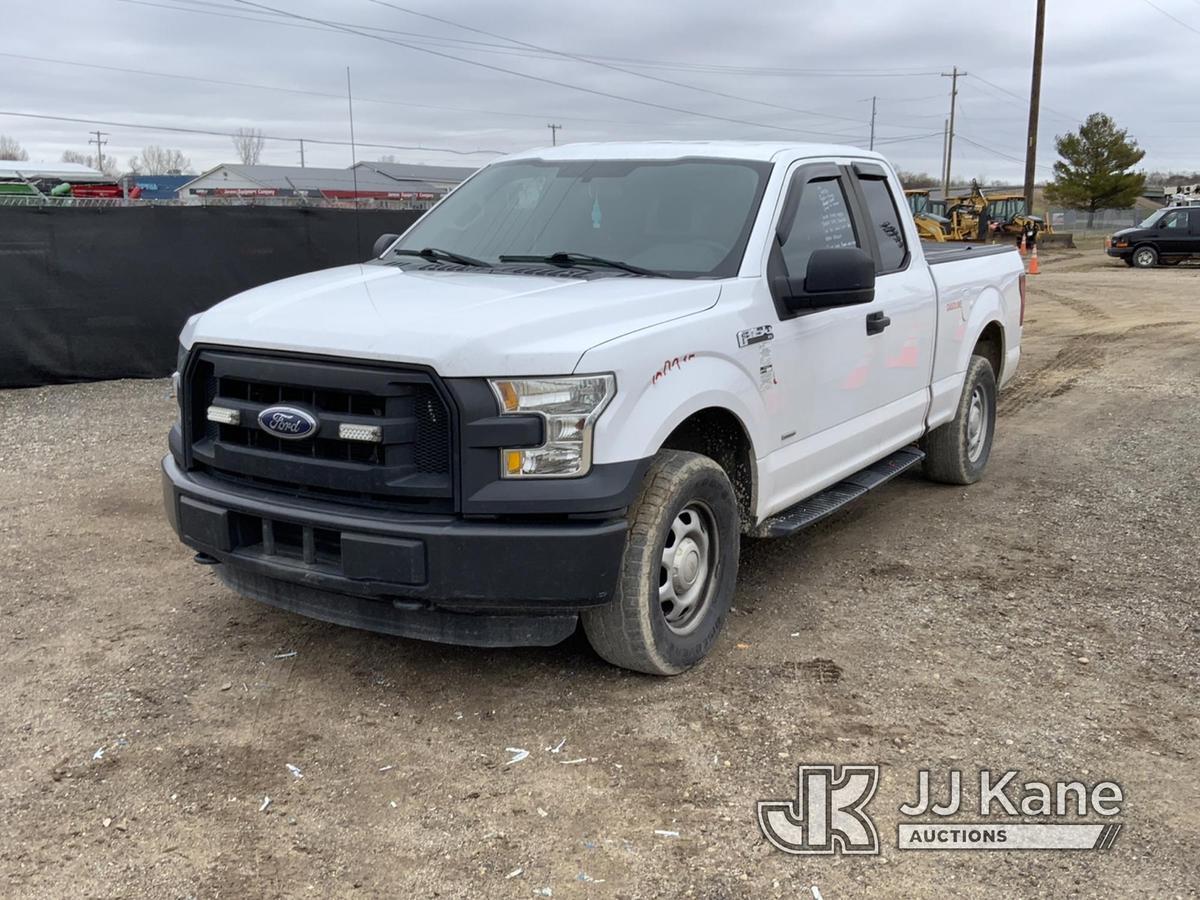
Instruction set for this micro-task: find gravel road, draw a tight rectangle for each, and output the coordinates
[1,251,1197,898]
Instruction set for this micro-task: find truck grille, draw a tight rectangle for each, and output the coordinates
[185,349,454,510]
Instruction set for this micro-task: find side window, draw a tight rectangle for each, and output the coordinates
[1162,210,1190,230]
[779,178,858,276]
[859,177,909,272]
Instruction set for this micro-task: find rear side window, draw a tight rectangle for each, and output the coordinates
[779,178,859,276]
[859,177,909,272]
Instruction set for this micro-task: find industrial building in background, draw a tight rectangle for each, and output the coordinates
[177,161,475,207]
[0,160,475,207]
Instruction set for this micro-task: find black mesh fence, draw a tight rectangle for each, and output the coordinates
[0,205,422,388]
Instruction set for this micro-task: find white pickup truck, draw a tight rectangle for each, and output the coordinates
[164,141,1025,674]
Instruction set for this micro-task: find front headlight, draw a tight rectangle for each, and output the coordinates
[172,340,188,401]
[488,374,615,478]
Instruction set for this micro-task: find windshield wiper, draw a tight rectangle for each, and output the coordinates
[497,251,669,277]
[390,247,489,267]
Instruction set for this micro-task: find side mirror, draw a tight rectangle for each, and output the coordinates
[773,247,876,313]
[372,233,400,258]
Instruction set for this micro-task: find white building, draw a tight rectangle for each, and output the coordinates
[177,162,476,205]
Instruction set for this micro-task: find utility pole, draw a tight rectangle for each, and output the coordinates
[298,138,306,168]
[941,119,950,191]
[940,67,965,203]
[547,123,562,146]
[1024,0,1047,215]
[89,130,108,172]
[869,96,877,151]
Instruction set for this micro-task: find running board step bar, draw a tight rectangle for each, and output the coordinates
[752,446,925,538]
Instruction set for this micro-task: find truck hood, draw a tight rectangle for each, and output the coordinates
[187,263,722,376]
[1111,227,1148,240]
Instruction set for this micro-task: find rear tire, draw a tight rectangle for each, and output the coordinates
[582,450,739,675]
[922,355,997,485]
[1132,245,1158,268]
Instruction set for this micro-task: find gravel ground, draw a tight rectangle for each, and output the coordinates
[1,251,1197,898]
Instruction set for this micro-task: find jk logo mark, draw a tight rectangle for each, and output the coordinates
[758,764,881,855]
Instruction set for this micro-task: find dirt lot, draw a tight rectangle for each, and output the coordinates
[1,251,1197,898]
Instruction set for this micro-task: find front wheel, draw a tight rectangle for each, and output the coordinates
[922,354,997,485]
[1132,245,1158,268]
[582,450,739,675]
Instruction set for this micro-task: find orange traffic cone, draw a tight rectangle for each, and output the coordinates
[1028,244,1040,275]
[1019,234,1027,256]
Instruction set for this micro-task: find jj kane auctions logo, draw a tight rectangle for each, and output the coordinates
[758,765,1124,854]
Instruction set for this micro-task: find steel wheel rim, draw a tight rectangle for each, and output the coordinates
[966,385,988,463]
[659,501,719,636]
[1136,249,1155,267]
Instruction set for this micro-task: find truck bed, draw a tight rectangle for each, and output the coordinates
[922,242,1017,265]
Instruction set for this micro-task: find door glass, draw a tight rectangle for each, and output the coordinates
[780,178,858,276]
[859,178,909,271]
[1162,210,1189,230]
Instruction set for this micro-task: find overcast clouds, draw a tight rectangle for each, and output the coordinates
[2,0,1197,182]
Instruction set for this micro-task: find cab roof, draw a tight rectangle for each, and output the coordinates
[496,140,886,165]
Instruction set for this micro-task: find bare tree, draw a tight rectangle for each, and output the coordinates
[0,134,29,161]
[129,145,193,175]
[61,149,120,178]
[231,128,265,165]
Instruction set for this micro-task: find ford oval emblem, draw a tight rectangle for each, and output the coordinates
[257,406,318,440]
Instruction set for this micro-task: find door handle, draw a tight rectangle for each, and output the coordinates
[866,311,891,335]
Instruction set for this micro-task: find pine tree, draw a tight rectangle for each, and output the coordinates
[1044,113,1146,228]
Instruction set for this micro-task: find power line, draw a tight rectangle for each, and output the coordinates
[363,0,925,130]
[874,131,946,146]
[1138,0,1200,34]
[121,0,945,80]
[228,0,875,142]
[962,74,1079,125]
[955,133,1054,171]
[0,50,678,129]
[0,110,507,156]
[106,0,948,139]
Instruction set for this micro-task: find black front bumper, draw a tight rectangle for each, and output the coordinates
[163,456,630,643]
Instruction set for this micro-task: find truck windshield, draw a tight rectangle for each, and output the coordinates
[391,157,773,279]
[1138,209,1165,228]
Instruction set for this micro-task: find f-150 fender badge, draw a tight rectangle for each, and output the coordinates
[737,325,774,348]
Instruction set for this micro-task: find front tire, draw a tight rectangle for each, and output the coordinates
[922,354,997,485]
[1132,245,1158,268]
[582,450,739,675]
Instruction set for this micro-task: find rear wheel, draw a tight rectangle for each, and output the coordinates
[1132,245,1158,268]
[922,354,997,485]
[582,450,739,675]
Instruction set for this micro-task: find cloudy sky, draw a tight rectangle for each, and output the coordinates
[2,0,1197,182]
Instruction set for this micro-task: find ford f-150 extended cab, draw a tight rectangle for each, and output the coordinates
[164,142,1025,674]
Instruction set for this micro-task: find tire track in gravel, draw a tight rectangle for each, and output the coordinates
[1034,286,1111,321]
[1000,332,1116,415]
[1000,320,1191,416]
